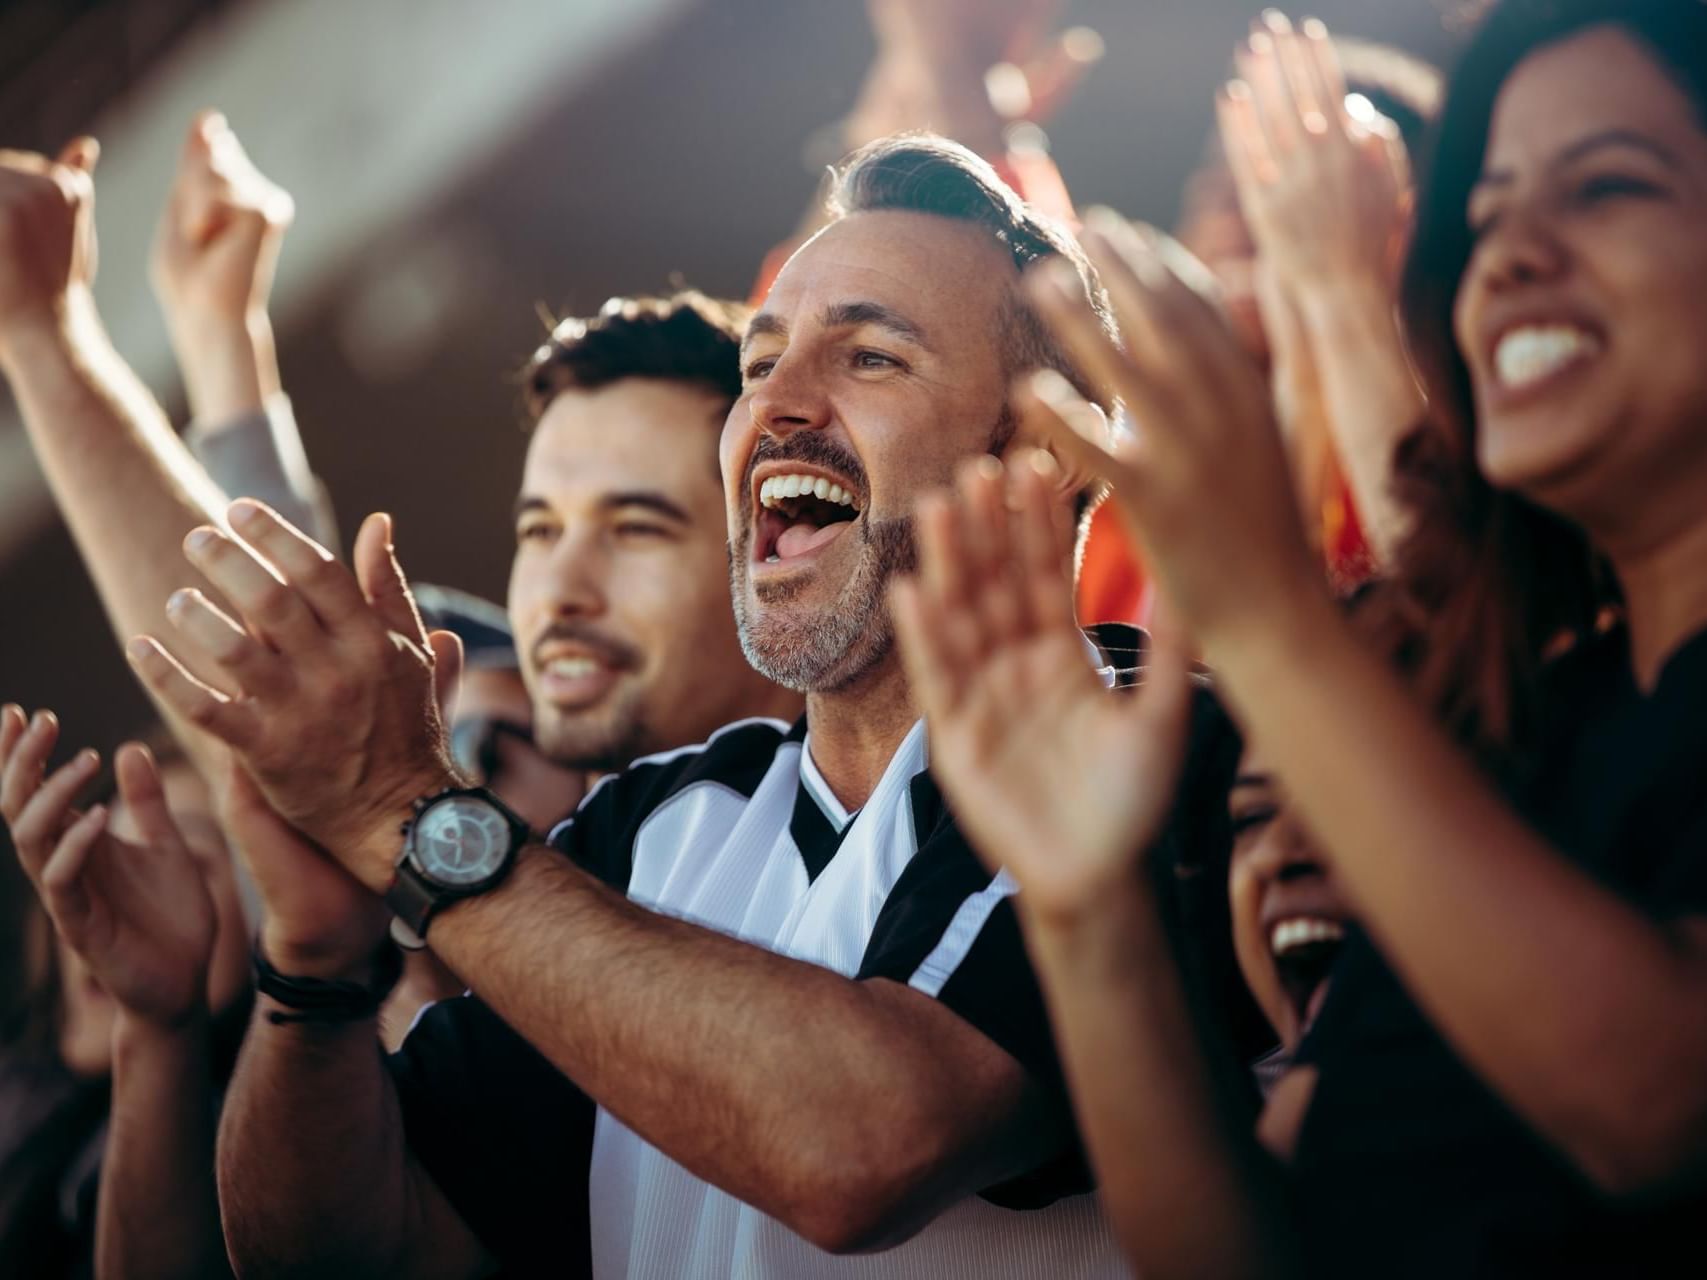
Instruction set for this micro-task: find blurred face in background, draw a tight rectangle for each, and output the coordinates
[1227,748,1354,1053]
[724,210,1017,694]
[446,664,583,833]
[510,378,791,777]
[1454,26,1707,537]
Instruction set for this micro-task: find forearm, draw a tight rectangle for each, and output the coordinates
[1025,884,1298,1280]
[1295,277,1423,566]
[0,290,239,746]
[97,1013,230,1280]
[431,849,1041,1249]
[217,1004,446,1277]
[168,309,280,428]
[1212,600,1707,1189]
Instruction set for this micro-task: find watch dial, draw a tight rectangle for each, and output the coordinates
[413,796,513,887]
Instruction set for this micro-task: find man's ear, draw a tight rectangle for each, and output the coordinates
[999,392,1110,508]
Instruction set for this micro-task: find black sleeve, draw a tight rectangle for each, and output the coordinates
[387,995,595,1280]
[853,775,1090,1207]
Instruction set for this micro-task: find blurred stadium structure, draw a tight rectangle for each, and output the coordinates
[0,0,1458,755]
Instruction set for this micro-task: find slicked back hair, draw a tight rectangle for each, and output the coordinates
[827,134,1118,416]
[520,291,749,425]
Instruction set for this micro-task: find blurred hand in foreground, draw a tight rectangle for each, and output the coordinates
[1022,212,1325,651]
[890,451,1194,924]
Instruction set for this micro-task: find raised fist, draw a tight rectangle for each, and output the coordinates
[151,111,293,334]
[0,138,99,356]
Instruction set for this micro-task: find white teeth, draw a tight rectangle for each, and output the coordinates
[1494,325,1599,391]
[544,656,601,679]
[757,474,861,512]
[1270,917,1346,957]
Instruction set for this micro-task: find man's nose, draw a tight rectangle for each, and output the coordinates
[748,353,832,441]
[541,531,610,618]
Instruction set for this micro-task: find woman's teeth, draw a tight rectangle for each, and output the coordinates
[1270,917,1346,956]
[1493,325,1600,391]
[759,474,860,511]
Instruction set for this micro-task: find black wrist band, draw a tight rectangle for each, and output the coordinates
[252,940,403,1026]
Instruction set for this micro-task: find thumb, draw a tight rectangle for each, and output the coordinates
[57,135,100,175]
[428,629,465,724]
[113,743,184,847]
[353,512,428,646]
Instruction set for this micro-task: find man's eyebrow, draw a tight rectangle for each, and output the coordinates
[1475,128,1681,190]
[823,300,932,351]
[742,312,786,356]
[512,492,692,525]
[600,491,693,524]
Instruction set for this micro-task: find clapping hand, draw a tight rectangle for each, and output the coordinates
[1217,14,1409,296]
[890,452,1194,924]
[126,503,463,898]
[1023,214,1326,657]
[1,707,215,1026]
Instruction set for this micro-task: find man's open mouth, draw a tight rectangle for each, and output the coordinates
[754,469,862,564]
[1269,916,1345,1034]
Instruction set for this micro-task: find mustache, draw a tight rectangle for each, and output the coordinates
[743,435,867,506]
[527,621,643,673]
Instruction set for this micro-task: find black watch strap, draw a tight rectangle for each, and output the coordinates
[387,861,441,939]
[253,941,402,1026]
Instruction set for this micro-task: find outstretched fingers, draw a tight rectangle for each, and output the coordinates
[127,636,261,751]
[166,587,291,699]
[225,499,370,635]
[7,745,100,880]
[38,804,108,935]
[113,743,185,849]
[1,709,61,827]
[354,512,430,648]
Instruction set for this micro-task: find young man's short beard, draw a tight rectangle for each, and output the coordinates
[731,515,917,694]
[530,695,654,775]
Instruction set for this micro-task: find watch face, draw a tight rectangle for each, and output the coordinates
[411,795,514,888]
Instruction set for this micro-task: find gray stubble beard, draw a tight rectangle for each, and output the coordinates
[729,515,917,694]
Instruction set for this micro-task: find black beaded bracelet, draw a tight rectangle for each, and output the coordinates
[253,940,404,1026]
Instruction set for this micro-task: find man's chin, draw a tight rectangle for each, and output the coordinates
[533,708,647,774]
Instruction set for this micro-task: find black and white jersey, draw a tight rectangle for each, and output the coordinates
[391,715,1127,1278]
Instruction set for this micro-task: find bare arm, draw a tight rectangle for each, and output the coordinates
[1025,887,1298,1279]
[0,146,241,773]
[98,1014,229,1280]
[1031,203,1707,1201]
[216,1006,491,1280]
[1211,598,1707,1195]
[887,452,1298,1278]
[426,849,1062,1253]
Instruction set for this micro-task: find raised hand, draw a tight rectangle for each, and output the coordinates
[0,137,99,361]
[126,502,465,896]
[1,706,214,1026]
[889,451,1194,923]
[1218,14,1408,295]
[1023,213,1327,654]
[150,111,294,424]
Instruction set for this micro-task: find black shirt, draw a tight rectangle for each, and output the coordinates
[1291,624,1707,1278]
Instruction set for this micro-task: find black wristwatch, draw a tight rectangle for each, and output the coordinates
[384,785,530,944]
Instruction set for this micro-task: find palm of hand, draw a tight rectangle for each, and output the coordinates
[58,827,216,1025]
[933,625,1180,921]
[218,765,388,959]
